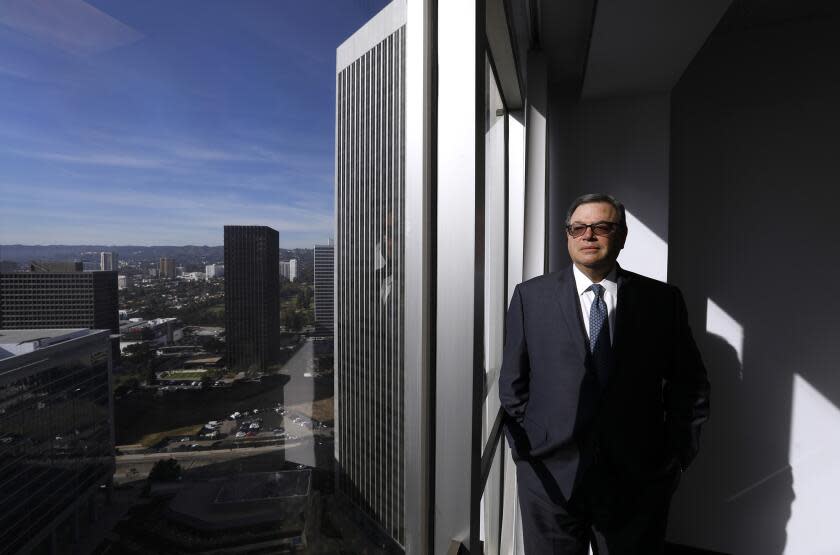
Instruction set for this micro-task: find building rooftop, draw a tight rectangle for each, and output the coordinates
[0,328,92,360]
[166,471,311,531]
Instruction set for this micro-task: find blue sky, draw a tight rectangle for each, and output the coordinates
[0,0,389,247]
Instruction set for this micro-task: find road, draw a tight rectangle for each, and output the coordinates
[115,338,333,481]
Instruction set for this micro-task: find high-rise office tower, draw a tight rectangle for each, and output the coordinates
[0,271,119,340]
[313,243,334,335]
[335,1,405,546]
[0,328,115,554]
[100,251,118,271]
[159,257,176,278]
[224,225,280,372]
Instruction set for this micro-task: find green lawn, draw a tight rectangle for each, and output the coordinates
[139,424,205,448]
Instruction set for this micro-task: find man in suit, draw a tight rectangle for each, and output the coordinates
[499,193,709,554]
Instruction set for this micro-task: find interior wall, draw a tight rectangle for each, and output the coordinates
[667,13,840,555]
[548,91,671,280]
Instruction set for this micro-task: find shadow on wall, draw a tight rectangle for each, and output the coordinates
[667,5,840,554]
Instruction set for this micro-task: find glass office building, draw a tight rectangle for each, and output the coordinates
[0,328,114,554]
[224,225,281,372]
[313,243,335,335]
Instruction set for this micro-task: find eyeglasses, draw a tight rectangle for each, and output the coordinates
[566,221,621,238]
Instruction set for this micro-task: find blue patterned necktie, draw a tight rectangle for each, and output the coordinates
[588,283,612,388]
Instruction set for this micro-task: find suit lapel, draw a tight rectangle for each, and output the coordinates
[556,267,588,363]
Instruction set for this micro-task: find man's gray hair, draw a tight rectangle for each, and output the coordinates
[565,193,627,229]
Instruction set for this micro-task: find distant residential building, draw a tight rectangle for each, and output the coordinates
[118,275,128,289]
[314,243,334,335]
[0,270,120,359]
[205,263,224,279]
[224,226,280,371]
[0,328,115,554]
[279,259,298,282]
[29,260,83,272]
[182,271,205,281]
[100,251,118,271]
[159,257,176,278]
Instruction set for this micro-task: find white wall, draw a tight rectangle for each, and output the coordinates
[668,14,840,555]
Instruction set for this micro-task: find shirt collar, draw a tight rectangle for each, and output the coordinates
[572,264,618,297]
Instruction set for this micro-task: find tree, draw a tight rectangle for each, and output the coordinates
[122,342,157,370]
[148,458,182,482]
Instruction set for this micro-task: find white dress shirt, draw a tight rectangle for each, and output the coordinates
[572,264,618,345]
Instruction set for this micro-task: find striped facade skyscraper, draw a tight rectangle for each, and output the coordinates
[335,0,405,547]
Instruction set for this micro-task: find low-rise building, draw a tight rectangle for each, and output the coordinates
[119,317,183,353]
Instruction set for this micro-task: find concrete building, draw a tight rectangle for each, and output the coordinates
[314,242,334,336]
[336,3,405,546]
[223,225,280,372]
[205,263,224,280]
[117,275,127,290]
[182,271,205,281]
[159,257,176,279]
[0,328,115,553]
[99,251,118,271]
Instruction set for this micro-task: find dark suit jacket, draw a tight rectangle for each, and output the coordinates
[498,265,710,500]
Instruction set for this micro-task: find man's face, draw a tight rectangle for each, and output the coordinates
[566,201,626,273]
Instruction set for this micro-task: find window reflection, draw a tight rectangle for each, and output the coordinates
[0,338,113,554]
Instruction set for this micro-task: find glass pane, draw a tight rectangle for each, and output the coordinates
[0,2,405,553]
[484,55,506,387]
[480,53,507,554]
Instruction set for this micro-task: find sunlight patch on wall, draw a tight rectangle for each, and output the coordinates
[786,373,840,554]
[617,210,668,283]
[705,298,743,377]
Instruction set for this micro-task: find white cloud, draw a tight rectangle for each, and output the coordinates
[10,150,166,169]
[0,181,334,246]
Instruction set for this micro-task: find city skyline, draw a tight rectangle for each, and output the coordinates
[0,0,389,248]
